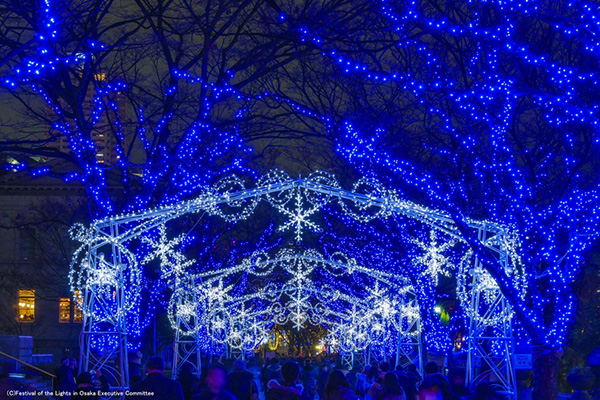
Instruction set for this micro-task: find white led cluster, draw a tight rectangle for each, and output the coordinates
[412,230,457,286]
[164,247,421,352]
[68,170,525,355]
[140,224,195,284]
[456,232,526,326]
[69,236,141,322]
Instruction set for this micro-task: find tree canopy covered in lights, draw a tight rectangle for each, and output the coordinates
[1,0,600,397]
[326,0,600,357]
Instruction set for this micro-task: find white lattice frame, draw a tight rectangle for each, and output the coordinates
[75,172,517,397]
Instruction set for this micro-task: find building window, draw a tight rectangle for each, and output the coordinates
[73,291,83,323]
[18,290,35,322]
[59,298,71,323]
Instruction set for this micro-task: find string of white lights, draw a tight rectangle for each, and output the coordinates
[69,170,525,356]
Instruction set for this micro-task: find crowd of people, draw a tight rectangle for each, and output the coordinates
[53,356,110,399]
[48,354,507,400]
[170,355,507,400]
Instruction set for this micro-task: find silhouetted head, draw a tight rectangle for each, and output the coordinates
[424,362,439,375]
[233,359,246,371]
[281,361,300,384]
[77,372,93,385]
[146,357,165,374]
[206,364,227,394]
[324,370,350,393]
[380,362,390,373]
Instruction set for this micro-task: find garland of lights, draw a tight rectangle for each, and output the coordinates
[68,170,525,359]
[456,232,527,326]
[90,169,514,246]
[69,224,142,322]
[159,247,422,352]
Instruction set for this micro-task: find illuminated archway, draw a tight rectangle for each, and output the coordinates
[70,170,524,397]
[166,248,422,373]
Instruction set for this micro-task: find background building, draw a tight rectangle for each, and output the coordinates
[0,160,119,365]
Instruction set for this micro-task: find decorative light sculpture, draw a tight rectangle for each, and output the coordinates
[68,169,523,392]
[412,230,457,286]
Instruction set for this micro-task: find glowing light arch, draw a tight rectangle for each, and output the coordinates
[70,170,523,397]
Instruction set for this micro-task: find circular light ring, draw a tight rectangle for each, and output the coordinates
[245,250,276,276]
[257,170,294,206]
[69,239,141,322]
[456,233,526,326]
[210,175,259,222]
[259,283,281,302]
[168,286,202,337]
[207,306,233,343]
[339,177,390,223]
[268,302,284,319]
[392,303,422,337]
[304,170,340,207]
[326,252,355,276]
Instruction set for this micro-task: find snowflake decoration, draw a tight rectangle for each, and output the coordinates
[277,189,321,242]
[375,297,397,320]
[203,279,232,306]
[370,281,386,299]
[287,289,310,330]
[176,302,197,325]
[413,230,456,286]
[141,225,195,283]
[88,254,119,293]
[476,270,501,305]
[398,302,420,322]
[210,313,228,342]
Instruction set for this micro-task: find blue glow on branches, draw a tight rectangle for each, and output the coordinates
[328,1,600,348]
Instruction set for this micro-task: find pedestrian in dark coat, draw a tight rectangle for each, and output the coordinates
[177,363,201,400]
[316,362,331,399]
[266,361,307,400]
[322,370,357,400]
[129,356,184,400]
[226,359,258,400]
[193,364,237,400]
[71,371,108,400]
[263,358,282,389]
[54,357,76,399]
[299,359,318,399]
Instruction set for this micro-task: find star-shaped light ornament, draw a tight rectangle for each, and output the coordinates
[413,230,457,286]
[203,279,233,307]
[141,225,195,284]
[176,302,197,325]
[288,289,310,330]
[277,189,321,242]
[88,254,119,295]
[476,270,501,305]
